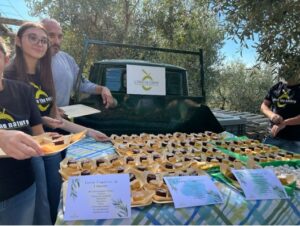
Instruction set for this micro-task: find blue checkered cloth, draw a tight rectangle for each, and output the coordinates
[66,137,116,160]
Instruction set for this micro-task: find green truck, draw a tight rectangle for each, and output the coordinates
[73,39,223,135]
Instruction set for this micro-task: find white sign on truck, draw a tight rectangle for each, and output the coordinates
[126,65,166,95]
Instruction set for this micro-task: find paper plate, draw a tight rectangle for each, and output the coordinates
[0,130,86,158]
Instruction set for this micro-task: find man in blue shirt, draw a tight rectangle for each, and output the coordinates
[41,18,116,108]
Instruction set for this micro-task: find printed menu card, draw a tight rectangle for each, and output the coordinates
[232,169,288,200]
[164,175,224,208]
[64,174,131,221]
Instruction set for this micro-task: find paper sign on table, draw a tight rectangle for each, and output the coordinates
[232,169,288,200]
[64,174,131,221]
[164,176,223,208]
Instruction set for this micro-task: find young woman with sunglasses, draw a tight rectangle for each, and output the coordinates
[0,37,45,224]
[5,22,110,224]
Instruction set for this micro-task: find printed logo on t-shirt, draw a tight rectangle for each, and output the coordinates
[274,89,296,108]
[30,82,53,112]
[0,108,29,129]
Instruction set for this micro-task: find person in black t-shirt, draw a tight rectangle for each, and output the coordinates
[5,22,110,224]
[0,37,44,225]
[261,71,300,153]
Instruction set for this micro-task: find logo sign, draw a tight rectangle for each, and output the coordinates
[126,65,166,95]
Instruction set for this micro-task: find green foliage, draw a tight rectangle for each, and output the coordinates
[208,61,275,113]
[212,0,300,81]
[26,0,224,97]
[25,0,282,113]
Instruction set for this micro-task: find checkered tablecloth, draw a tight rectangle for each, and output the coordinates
[66,137,116,160]
[55,138,300,225]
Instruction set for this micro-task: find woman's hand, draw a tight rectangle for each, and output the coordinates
[58,107,69,119]
[42,116,64,129]
[0,130,43,160]
[87,128,110,142]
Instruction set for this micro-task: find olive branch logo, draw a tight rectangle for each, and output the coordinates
[0,108,14,122]
[142,69,153,91]
[30,82,50,112]
[112,199,128,217]
[277,90,289,108]
[70,178,80,200]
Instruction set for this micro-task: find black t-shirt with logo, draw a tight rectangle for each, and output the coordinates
[265,82,300,140]
[26,73,53,117]
[5,68,55,134]
[0,79,42,201]
[4,68,54,117]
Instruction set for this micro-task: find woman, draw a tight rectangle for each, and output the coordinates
[0,37,44,224]
[5,22,110,224]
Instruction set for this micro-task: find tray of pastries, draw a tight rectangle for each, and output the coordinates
[214,139,300,162]
[219,158,298,192]
[60,155,209,206]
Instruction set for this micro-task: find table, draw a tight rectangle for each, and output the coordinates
[55,138,300,225]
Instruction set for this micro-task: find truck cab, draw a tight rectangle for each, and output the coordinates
[74,59,223,135]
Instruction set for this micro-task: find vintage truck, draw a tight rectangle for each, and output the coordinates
[72,39,223,135]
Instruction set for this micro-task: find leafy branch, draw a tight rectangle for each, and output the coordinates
[112,199,128,217]
[70,178,80,200]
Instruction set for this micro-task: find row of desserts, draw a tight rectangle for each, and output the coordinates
[212,139,300,162]
[59,154,219,180]
[59,157,211,205]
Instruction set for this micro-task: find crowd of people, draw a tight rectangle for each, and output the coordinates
[0,18,299,225]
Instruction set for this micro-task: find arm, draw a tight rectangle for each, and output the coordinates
[60,118,110,141]
[271,114,300,137]
[46,106,110,142]
[95,85,117,109]
[0,130,42,160]
[284,115,300,126]
[80,78,116,109]
[260,99,283,124]
[68,53,116,109]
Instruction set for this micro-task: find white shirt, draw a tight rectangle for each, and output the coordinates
[51,51,97,107]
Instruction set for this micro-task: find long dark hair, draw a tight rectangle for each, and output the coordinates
[8,22,57,116]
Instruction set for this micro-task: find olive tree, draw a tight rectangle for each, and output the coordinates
[212,0,300,81]
[26,0,224,97]
[208,61,275,113]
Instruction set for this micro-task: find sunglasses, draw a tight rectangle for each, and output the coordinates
[24,33,49,46]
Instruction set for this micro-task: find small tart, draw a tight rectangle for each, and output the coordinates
[131,189,154,206]
[81,170,91,176]
[96,158,107,167]
[152,186,172,202]
[81,159,95,170]
[130,178,143,190]
[278,174,295,185]
[125,156,136,165]
[59,169,81,181]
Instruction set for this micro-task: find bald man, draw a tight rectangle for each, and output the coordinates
[41,18,116,108]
